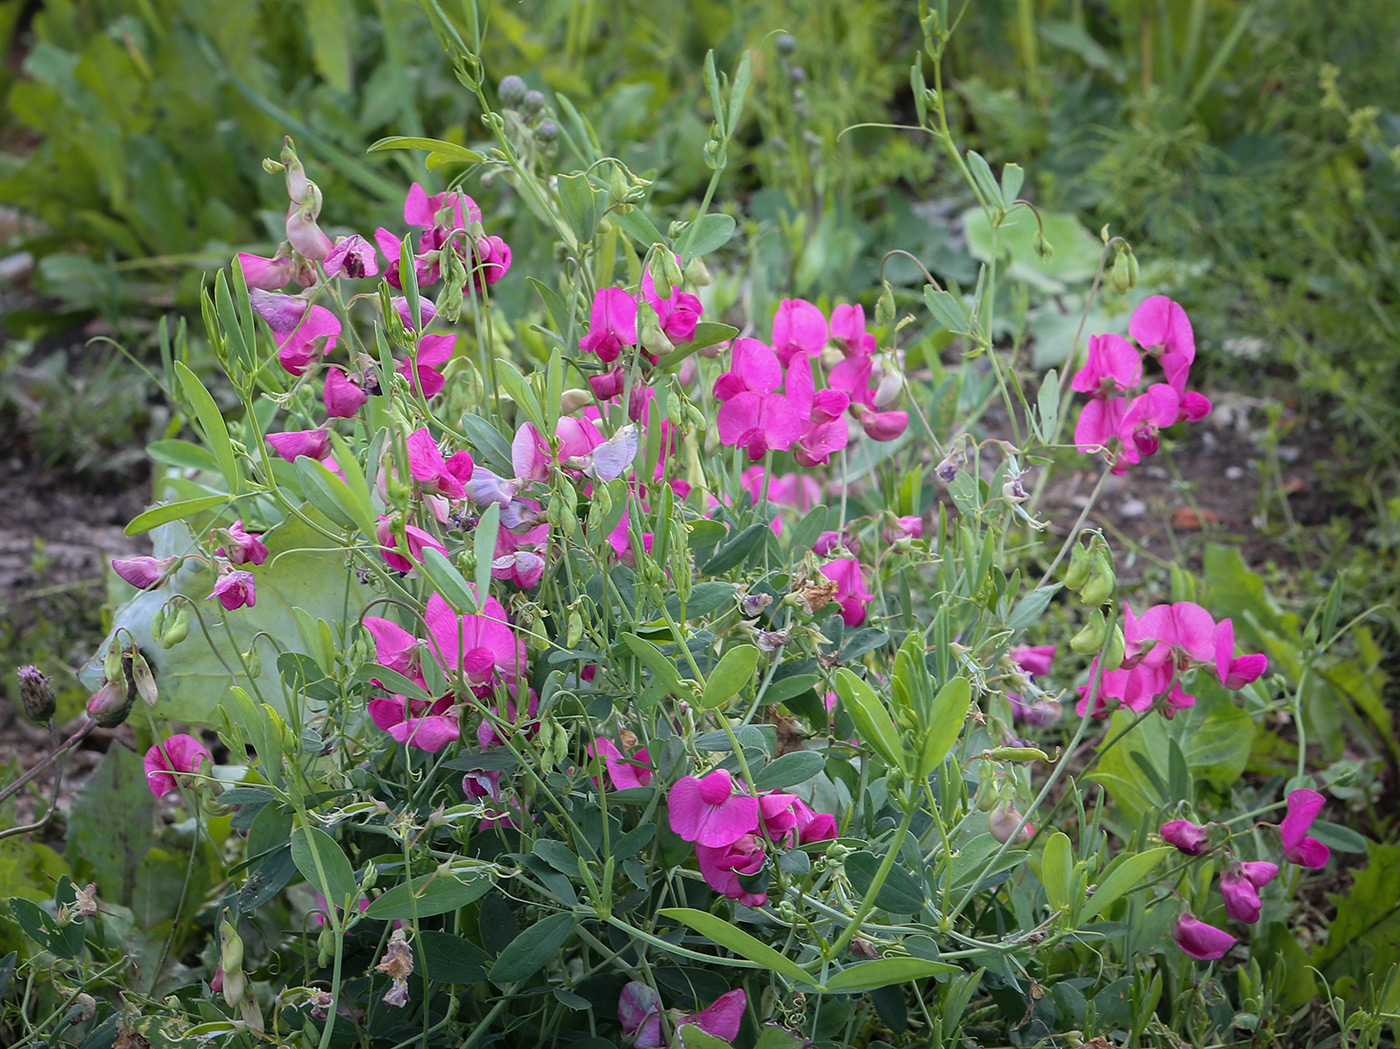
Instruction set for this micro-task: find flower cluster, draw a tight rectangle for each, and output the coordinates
[667,768,837,906]
[1077,601,1267,719]
[113,518,268,612]
[577,259,704,393]
[713,300,907,463]
[1164,789,1331,959]
[1072,296,1212,474]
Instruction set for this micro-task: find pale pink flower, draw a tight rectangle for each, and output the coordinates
[266,428,332,462]
[112,555,177,590]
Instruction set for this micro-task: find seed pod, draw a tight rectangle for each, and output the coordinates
[1108,250,1133,295]
[1102,625,1126,672]
[566,610,584,649]
[129,650,158,708]
[161,607,190,648]
[1070,609,1108,655]
[1079,552,1116,607]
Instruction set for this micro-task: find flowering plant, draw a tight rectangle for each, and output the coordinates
[3,11,1352,1049]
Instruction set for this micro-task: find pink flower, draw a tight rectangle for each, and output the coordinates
[820,558,874,627]
[589,368,626,400]
[423,592,526,693]
[860,408,908,442]
[830,303,876,356]
[883,515,923,543]
[606,511,654,568]
[785,354,849,466]
[1160,819,1210,856]
[1010,644,1056,678]
[1212,619,1268,689]
[1219,860,1278,924]
[1172,912,1237,960]
[249,290,341,376]
[642,263,703,343]
[144,734,212,797]
[368,694,460,752]
[1129,296,1195,391]
[376,516,448,573]
[1132,601,1219,669]
[398,333,456,398]
[266,428,332,463]
[323,368,368,418]
[407,428,472,499]
[112,555,176,590]
[695,834,768,907]
[1279,789,1330,868]
[713,338,783,402]
[717,391,801,460]
[587,738,654,790]
[620,984,747,1049]
[216,520,268,566]
[580,287,638,363]
[237,251,307,291]
[668,769,760,847]
[361,613,427,689]
[323,234,379,279]
[491,550,546,589]
[209,569,256,610]
[772,298,828,367]
[791,799,838,844]
[473,235,512,288]
[1071,332,1142,399]
[677,989,747,1043]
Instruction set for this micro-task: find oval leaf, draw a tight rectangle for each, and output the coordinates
[1041,831,1073,915]
[365,872,492,920]
[659,907,813,986]
[832,669,905,774]
[290,826,358,910]
[1081,846,1170,922]
[489,911,575,986]
[700,644,761,710]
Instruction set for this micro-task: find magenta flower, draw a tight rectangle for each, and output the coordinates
[860,408,909,442]
[323,234,379,279]
[144,734,212,797]
[820,558,874,627]
[209,569,256,610]
[579,287,638,363]
[785,353,850,467]
[1010,644,1056,678]
[791,799,839,844]
[830,303,877,356]
[376,516,448,573]
[713,337,783,402]
[641,263,703,343]
[717,390,801,460]
[620,983,747,1049]
[112,555,177,590]
[1212,619,1268,689]
[216,520,268,566]
[1129,296,1195,390]
[323,368,368,418]
[772,298,828,367]
[668,769,760,847]
[476,687,539,748]
[249,290,341,376]
[423,592,526,693]
[1219,860,1278,923]
[407,428,473,499]
[266,428,332,463]
[237,251,307,291]
[1279,789,1330,868]
[1131,601,1219,670]
[695,834,768,907]
[361,613,427,689]
[368,694,460,752]
[589,367,626,400]
[1071,332,1142,399]
[586,738,655,790]
[1160,819,1210,856]
[398,333,456,399]
[606,511,654,568]
[1172,912,1237,960]
[472,235,512,288]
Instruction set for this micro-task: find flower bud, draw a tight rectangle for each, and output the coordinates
[522,89,546,116]
[1159,818,1210,856]
[1078,552,1115,607]
[988,803,1034,844]
[1108,251,1133,295]
[684,256,712,288]
[498,74,528,107]
[1101,625,1126,672]
[873,368,904,410]
[87,678,133,728]
[280,138,308,204]
[129,650,158,707]
[17,666,56,721]
[1070,609,1108,655]
[535,120,559,145]
[160,607,190,648]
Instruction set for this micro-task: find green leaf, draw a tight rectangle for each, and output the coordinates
[965,151,1004,210]
[621,633,689,696]
[304,0,353,93]
[460,413,514,475]
[1314,842,1400,974]
[368,136,485,165]
[846,851,928,914]
[659,908,813,986]
[701,522,770,576]
[556,171,606,244]
[700,644,761,710]
[290,826,358,909]
[753,751,825,790]
[125,493,234,536]
[923,284,972,335]
[919,676,972,778]
[1007,583,1062,632]
[679,213,736,263]
[678,1025,733,1049]
[146,439,221,473]
[65,745,155,904]
[833,669,905,773]
[294,455,364,533]
[823,957,957,991]
[489,911,575,986]
[474,502,501,597]
[1041,831,1073,914]
[365,871,493,920]
[174,361,241,495]
[1035,369,1060,444]
[1000,163,1025,207]
[1080,847,1170,921]
[963,207,1102,294]
[421,547,479,614]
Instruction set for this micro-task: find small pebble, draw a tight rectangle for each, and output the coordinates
[1225,466,1244,480]
[1120,499,1147,518]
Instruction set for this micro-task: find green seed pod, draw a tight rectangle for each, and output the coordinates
[592,481,613,521]
[1070,609,1108,655]
[161,607,190,648]
[566,610,584,649]
[1079,552,1116,607]
[984,746,1051,763]
[150,604,167,644]
[1109,251,1133,295]
[220,918,246,1006]
[242,646,261,680]
[1126,251,1140,288]
[1063,543,1092,590]
[129,650,158,708]
[647,249,675,301]
[317,925,336,969]
[1102,625,1126,672]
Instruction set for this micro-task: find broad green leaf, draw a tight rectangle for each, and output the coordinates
[659,908,813,986]
[290,826,358,909]
[700,644,760,710]
[489,912,575,986]
[1080,847,1170,921]
[823,957,957,991]
[125,493,235,536]
[146,439,221,473]
[294,455,362,532]
[1041,831,1073,915]
[1035,369,1060,444]
[919,676,972,777]
[365,871,492,920]
[368,136,485,165]
[174,361,241,495]
[460,413,514,475]
[1314,842,1400,974]
[845,851,928,914]
[65,745,155,904]
[753,751,825,791]
[421,547,479,614]
[701,522,770,576]
[621,633,690,696]
[83,517,370,724]
[679,213,736,263]
[833,669,905,773]
[556,171,606,244]
[963,207,1102,294]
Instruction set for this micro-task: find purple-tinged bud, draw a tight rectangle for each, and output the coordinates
[18,666,56,721]
[861,409,908,442]
[286,200,332,261]
[988,803,1034,844]
[462,468,519,508]
[1160,818,1210,856]
[112,555,177,590]
[813,530,859,557]
[392,295,437,331]
[324,235,379,279]
[1172,912,1237,960]
[214,520,268,566]
[883,515,923,543]
[936,446,965,483]
[498,75,528,107]
[87,678,134,728]
[323,368,368,418]
[739,592,773,617]
[1219,860,1278,924]
[266,428,332,462]
[280,137,308,204]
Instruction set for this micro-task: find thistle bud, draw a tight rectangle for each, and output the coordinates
[498,75,528,108]
[522,89,546,116]
[1070,609,1108,655]
[535,120,559,145]
[17,666,56,722]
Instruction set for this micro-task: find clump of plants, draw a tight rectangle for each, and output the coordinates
[2,6,1389,1049]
